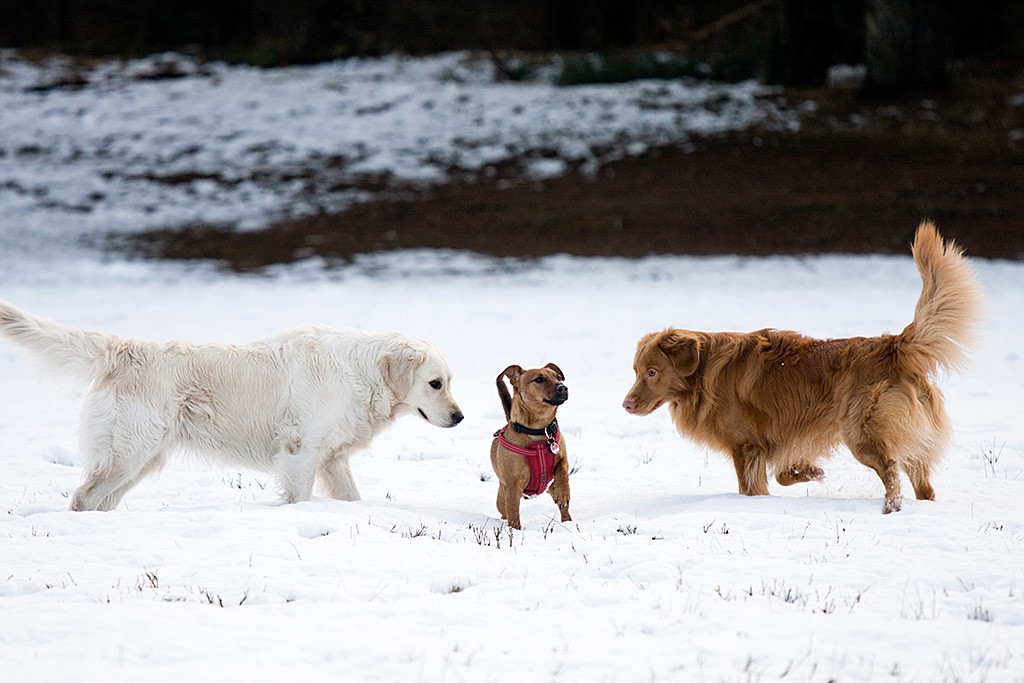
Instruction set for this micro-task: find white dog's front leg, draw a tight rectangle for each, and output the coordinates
[276,449,318,504]
[320,449,361,501]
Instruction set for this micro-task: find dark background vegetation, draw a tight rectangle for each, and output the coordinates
[5,1,1023,265]
[5,1,1023,86]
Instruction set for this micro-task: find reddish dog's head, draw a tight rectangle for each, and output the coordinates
[622,330,701,415]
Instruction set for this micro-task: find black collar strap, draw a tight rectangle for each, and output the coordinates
[512,419,558,438]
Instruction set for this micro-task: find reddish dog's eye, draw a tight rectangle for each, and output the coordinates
[533,377,545,384]
[647,369,657,378]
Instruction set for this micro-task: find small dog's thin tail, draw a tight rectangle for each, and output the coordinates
[0,300,115,384]
[899,222,982,375]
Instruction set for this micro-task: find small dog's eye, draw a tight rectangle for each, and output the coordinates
[429,379,442,390]
[647,369,657,378]
[533,376,545,384]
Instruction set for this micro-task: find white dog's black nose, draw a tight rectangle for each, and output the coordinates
[450,411,464,426]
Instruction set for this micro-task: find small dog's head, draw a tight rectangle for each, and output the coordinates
[498,363,568,420]
[623,330,699,416]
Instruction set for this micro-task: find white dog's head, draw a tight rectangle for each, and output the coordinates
[380,339,463,428]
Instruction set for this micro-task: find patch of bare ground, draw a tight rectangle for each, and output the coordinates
[127,62,1024,271]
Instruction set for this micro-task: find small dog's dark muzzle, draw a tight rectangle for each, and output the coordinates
[545,384,569,406]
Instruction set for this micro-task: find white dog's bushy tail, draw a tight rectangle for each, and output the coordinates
[0,300,115,384]
[900,221,982,375]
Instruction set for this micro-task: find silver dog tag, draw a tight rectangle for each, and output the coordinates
[548,439,560,454]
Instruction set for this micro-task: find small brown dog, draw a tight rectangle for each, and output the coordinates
[490,363,572,529]
[622,222,981,513]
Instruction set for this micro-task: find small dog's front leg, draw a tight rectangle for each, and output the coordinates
[495,482,508,520]
[549,453,572,522]
[502,485,523,530]
[548,485,572,522]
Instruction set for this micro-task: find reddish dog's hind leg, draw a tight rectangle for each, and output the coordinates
[850,443,904,513]
[904,458,936,501]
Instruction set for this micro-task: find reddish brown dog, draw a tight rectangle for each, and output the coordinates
[490,364,572,529]
[622,222,981,513]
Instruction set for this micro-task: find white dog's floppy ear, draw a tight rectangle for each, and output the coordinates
[380,344,427,400]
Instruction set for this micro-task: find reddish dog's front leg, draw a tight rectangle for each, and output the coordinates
[731,444,770,496]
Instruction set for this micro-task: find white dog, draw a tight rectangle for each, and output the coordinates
[0,300,463,511]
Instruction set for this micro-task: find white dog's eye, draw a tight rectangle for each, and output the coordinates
[429,379,442,390]
[647,369,657,378]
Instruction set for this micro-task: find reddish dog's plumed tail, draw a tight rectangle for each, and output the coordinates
[0,299,115,385]
[899,222,982,376]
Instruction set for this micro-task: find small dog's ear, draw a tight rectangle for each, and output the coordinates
[658,331,700,377]
[543,362,565,381]
[496,365,523,421]
[499,365,524,385]
[380,344,426,400]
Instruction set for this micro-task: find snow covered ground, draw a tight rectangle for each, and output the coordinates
[1,51,1022,683]
[1,251,1022,682]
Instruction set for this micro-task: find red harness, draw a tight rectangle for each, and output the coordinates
[495,425,560,497]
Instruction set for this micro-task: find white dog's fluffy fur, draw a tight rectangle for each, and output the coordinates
[0,301,463,511]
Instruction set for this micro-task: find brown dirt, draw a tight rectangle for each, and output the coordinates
[128,66,1024,271]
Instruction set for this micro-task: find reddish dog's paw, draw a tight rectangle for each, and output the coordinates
[776,464,825,486]
[882,495,903,514]
[805,465,825,481]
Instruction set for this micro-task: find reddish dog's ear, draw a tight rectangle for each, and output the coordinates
[658,331,700,377]
[496,365,523,421]
[543,362,565,381]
